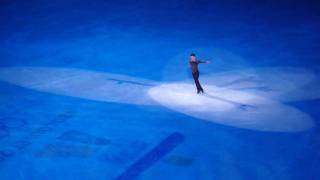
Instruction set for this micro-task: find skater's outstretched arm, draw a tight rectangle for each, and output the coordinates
[198,60,210,64]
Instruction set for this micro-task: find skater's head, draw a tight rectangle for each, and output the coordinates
[190,53,196,61]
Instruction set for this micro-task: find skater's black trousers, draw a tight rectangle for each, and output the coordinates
[192,71,203,92]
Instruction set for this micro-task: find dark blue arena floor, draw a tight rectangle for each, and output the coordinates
[0,0,320,179]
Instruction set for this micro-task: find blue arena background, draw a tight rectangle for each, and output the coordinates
[0,0,319,179]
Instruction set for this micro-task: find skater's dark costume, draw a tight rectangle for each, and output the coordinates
[190,60,206,94]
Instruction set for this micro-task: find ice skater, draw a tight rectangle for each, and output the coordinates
[189,53,209,94]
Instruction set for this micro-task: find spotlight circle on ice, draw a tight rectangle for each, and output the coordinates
[148,83,314,132]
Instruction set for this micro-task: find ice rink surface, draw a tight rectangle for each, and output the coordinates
[0,0,319,179]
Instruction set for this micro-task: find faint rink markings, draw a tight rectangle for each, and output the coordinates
[116,132,186,180]
[35,130,148,161]
[1,114,194,176]
[36,143,98,158]
[0,117,27,139]
[0,123,9,139]
[163,155,194,167]
[35,130,193,179]
[99,140,149,165]
[36,130,111,158]
[0,111,74,163]
[13,111,74,150]
[57,130,110,146]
